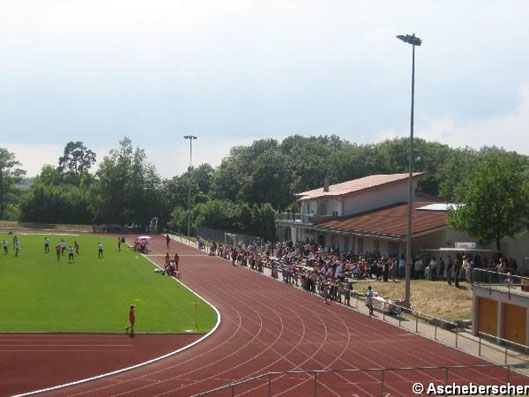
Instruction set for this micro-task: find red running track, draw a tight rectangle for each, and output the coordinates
[20,236,528,396]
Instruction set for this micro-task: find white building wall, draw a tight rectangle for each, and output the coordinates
[328,199,342,216]
[343,180,417,216]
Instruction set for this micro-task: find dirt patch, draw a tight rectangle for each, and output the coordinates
[353,279,472,321]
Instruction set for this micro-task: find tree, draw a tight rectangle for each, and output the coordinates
[92,138,164,226]
[193,199,242,232]
[58,141,96,176]
[0,148,26,219]
[448,153,529,250]
[19,182,94,224]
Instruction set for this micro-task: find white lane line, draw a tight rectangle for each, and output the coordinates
[14,253,221,397]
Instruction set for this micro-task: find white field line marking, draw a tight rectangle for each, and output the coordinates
[19,233,80,236]
[14,252,221,397]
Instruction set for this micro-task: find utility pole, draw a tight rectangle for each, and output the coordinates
[183,135,197,237]
[396,33,422,305]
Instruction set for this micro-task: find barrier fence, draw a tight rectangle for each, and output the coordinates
[191,363,529,397]
[353,293,529,365]
[165,230,199,250]
[472,268,529,297]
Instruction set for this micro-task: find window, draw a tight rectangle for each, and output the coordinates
[332,210,338,217]
[317,201,327,215]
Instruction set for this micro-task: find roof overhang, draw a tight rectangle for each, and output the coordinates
[296,173,424,202]
[307,224,447,242]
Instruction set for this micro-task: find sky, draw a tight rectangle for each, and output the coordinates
[1,0,529,178]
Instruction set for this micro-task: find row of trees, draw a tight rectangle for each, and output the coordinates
[1,135,528,246]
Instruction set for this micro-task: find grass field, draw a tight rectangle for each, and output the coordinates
[353,279,472,322]
[0,233,217,334]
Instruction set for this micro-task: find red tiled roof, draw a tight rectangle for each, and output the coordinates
[296,173,424,200]
[315,201,447,239]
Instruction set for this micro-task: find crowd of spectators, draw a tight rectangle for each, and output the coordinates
[198,238,403,307]
[196,237,521,297]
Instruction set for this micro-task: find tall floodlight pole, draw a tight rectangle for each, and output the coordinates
[397,33,421,305]
[184,135,197,237]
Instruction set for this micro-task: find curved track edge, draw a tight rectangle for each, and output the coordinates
[13,254,222,397]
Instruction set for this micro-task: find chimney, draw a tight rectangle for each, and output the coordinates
[323,177,330,192]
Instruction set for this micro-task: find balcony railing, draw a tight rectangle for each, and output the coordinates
[275,213,337,225]
[275,212,313,224]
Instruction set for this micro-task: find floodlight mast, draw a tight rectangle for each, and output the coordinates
[184,135,198,237]
[396,33,421,306]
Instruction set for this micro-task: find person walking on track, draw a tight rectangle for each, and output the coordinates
[125,304,136,337]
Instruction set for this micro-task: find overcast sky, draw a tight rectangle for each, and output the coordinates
[1,0,529,177]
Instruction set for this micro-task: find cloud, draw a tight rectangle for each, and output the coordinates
[143,136,255,178]
[377,84,529,155]
[0,143,63,176]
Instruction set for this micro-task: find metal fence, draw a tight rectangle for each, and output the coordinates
[472,268,529,297]
[191,363,529,397]
[164,230,200,249]
[352,293,529,364]
[195,226,263,248]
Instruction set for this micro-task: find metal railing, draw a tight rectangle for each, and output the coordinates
[165,230,200,250]
[354,293,529,359]
[275,212,302,222]
[275,213,319,224]
[192,363,529,396]
[472,268,529,297]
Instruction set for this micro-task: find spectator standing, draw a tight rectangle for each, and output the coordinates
[439,257,445,280]
[447,256,453,285]
[399,255,406,278]
[414,257,423,279]
[454,255,462,288]
[429,257,438,280]
[366,285,374,315]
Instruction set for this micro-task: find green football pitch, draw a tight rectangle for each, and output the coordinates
[0,233,217,334]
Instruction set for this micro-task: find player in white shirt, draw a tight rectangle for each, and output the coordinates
[98,242,104,258]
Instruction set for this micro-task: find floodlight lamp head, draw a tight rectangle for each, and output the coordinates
[184,135,198,140]
[397,34,422,46]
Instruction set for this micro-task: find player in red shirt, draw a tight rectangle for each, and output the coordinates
[174,253,179,271]
[125,304,135,337]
